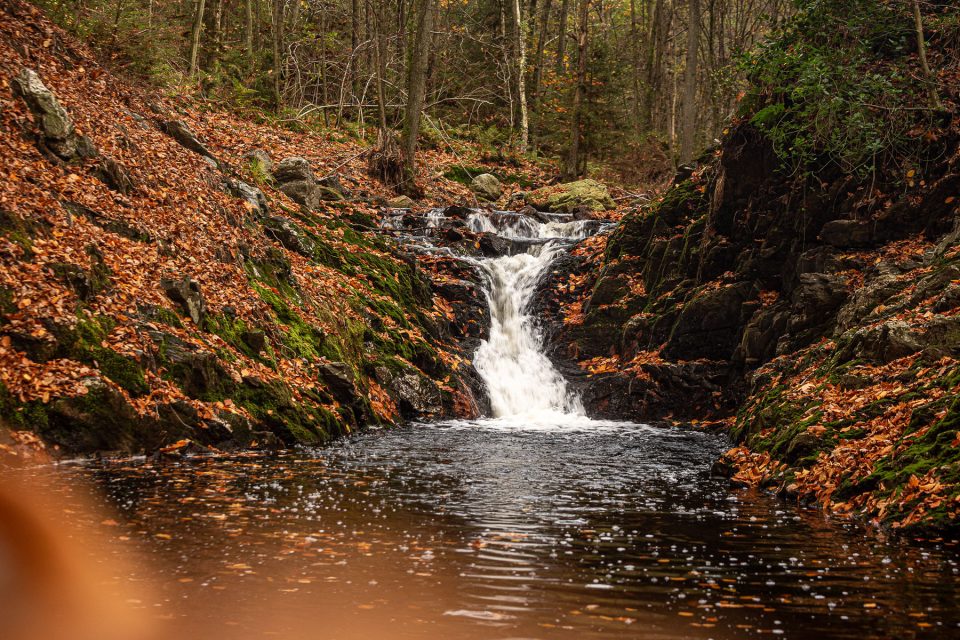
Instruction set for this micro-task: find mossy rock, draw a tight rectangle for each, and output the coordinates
[525,179,615,213]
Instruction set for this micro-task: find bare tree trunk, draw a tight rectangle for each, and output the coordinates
[210,0,223,72]
[271,0,283,109]
[563,0,589,180]
[679,0,699,162]
[556,0,570,73]
[401,0,435,191]
[912,0,940,109]
[352,0,362,108]
[512,0,529,152]
[529,0,552,152]
[245,0,255,62]
[188,0,206,77]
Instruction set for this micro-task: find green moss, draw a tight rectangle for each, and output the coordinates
[0,382,50,431]
[58,315,149,396]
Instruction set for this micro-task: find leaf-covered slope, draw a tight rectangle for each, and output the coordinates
[0,0,489,456]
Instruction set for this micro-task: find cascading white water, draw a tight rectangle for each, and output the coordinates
[470,213,595,422]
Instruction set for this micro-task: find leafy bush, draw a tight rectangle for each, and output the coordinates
[740,0,939,179]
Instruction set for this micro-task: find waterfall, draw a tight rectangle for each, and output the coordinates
[470,213,594,421]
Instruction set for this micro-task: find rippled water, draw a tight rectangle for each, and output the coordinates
[37,420,960,639]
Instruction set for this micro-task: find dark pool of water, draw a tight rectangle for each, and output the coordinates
[38,420,960,639]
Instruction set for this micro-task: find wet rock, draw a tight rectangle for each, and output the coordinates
[375,366,442,419]
[477,233,512,258]
[471,173,502,201]
[225,178,269,218]
[162,120,218,164]
[263,216,315,257]
[524,179,615,213]
[12,68,77,160]
[160,276,206,325]
[317,361,358,404]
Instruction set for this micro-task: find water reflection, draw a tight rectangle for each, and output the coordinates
[29,421,960,639]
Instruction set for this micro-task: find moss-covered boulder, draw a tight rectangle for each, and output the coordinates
[525,179,615,213]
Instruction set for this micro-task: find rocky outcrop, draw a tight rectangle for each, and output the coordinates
[12,68,81,160]
[160,276,206,325]
[162,119,218,165]
[271,157,345,209]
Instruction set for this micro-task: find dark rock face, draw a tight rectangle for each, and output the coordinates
[664,282,757,361]
[538,118,960,424]
[375,365,443,419]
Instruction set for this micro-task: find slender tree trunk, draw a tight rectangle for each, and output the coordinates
[564,0,589,179]
[513,0,529,152]
[912,0,940,109]
[210,0,223,72]
[352,0,361,108]
[529,0,553,152]
[556,0,569,73]
[245,0,255,62]
[188,0,206,77]
[373,0,389,131]
[679,0,699,162]
[271,0,283,108]
[401,0,435,190]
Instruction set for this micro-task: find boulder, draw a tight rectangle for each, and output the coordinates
[12,68,77,160]
[471,173,502,201]
[387,195,417,209]
[273,156,315,183]
[160,276,206,325]
[524,179,616,213]
[271,157,344,208]
[318,173,351,200]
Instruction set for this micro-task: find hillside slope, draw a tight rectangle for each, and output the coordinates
[0,0,495,455]
[541,0,960,532]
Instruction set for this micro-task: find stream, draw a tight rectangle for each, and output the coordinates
[27,209,960,638]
